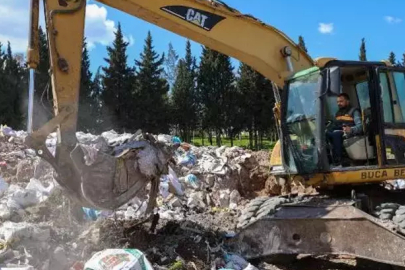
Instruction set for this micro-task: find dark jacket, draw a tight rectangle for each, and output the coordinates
[334,106,363,136]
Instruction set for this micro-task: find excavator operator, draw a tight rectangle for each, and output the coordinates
[327,93,362,166]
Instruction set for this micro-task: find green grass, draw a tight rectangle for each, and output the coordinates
[190,136,276,150]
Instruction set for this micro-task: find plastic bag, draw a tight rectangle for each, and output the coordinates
[222,253,255,270]
[168,166,183,196]
[26,178,55,196]
[0,125,17,137]
[157,134,172,144]
[160,166,184,198]
[159,179,170,199]
[0,176,8,197]
[82,208,102,221]
[185,174,200,189]
[83,249,153,270]
[172,136,181,144]
[395,179,405,189]
[178,152,196,166]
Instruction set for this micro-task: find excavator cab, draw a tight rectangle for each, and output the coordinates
[233,62,405,267]
[276,60,405,183]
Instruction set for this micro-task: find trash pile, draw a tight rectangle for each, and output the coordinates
[0,126,272,270]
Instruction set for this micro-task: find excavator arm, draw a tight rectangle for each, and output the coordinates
[25,0,315,211]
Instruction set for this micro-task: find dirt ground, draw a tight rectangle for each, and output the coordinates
[96,209,238,269]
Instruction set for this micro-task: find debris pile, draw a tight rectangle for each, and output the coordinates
[0,127,271,269]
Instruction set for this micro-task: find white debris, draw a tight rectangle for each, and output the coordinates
[0,204,11,219]
[219,189,231,208]
[7,187,39,209]
[26,178,55,197]
[157,134,172,144]
[0,221,51,242]
[6,179,54,210]
[0,127,265,267]
[187,192,206,209]
[204,174,215,187]
[49,246,69,270]
[0,266,35,270]
[230,190,242,210]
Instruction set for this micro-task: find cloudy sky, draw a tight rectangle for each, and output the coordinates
[1,0,404,72]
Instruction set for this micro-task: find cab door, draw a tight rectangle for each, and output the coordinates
[376,67,405,166]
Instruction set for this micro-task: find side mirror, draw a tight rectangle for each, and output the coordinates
[328,67,341,95]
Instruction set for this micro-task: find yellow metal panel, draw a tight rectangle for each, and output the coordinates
[305,167,405,186]
[313,57,337,67]
[270,140,282,166]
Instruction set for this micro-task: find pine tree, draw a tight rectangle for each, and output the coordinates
[298,36,308,53]
[163,42,179,90]
[237,62,274,149]
[77,39,97,133]
[101,23,135,132]
[1,42,25,128]
[359,38,367,61]
[91,67,104,133]
[402,51,405,67]
[0,42,8,125]
[171,40,198,142]
[197,46,235,146]
[389,51,396,65]
[33,26,53,130]
[133,31,170,134]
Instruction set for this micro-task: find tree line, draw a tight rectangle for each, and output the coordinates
[359,38,405,66]
[1,26,405,149]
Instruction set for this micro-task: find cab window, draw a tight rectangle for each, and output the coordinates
[380,73,394,123]
[394,72,405,118]
[355,81,371,110]
[380,71,405,123]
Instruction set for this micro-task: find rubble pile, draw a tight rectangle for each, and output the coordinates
[158,137,270,212]
[0,127,273,269]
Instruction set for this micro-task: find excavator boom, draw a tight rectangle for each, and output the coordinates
[94,0,314,87]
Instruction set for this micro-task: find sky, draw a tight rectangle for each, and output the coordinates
[1,0,404,74]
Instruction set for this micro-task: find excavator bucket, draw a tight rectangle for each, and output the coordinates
[68,134,172,211]
[26,127,174,213]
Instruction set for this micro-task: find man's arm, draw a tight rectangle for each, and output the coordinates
[350,110,363,135]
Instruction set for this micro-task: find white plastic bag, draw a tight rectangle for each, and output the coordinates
[160,166,184,198]
[0,125,17,137]
[168,166,184,196]
[26,178,55,196]
[83,249,153,270]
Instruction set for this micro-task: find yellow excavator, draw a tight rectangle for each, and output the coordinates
[26,0,405,267]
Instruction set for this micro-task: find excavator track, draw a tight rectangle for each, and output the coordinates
[229,187,405,268]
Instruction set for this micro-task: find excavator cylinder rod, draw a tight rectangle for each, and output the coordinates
[230,202,405,267]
